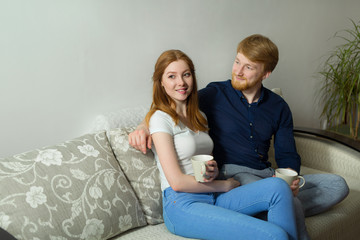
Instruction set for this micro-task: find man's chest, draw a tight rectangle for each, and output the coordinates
[205,95,277,141]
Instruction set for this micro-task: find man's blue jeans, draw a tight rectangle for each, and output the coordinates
[162,177,297,240]
[221,164,349,240]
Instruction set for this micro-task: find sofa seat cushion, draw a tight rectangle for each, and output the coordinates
[110,223,197,240]
[108,127,163,225]
[0,131,146,240]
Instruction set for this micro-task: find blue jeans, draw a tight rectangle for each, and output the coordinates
[221,164,349,240]
[162,177,297,240]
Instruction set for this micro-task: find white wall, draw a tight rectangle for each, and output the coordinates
[1,0,359,157]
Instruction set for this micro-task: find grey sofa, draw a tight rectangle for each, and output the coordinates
[0,107,359,240]
[118,127,360,240]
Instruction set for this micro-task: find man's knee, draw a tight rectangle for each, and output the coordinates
[308,173,349,198]
[329,174,349,200]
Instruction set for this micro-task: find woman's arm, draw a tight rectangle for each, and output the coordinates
[152,132,240,193]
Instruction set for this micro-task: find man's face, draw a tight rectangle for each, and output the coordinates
[231,52,269,92]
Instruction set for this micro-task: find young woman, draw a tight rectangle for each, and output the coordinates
[144,49,298,240]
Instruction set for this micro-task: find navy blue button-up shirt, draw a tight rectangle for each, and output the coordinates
[198,80,301,173]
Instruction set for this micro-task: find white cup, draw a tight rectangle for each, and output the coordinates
[191,155,213,182]
[275,168,305,188]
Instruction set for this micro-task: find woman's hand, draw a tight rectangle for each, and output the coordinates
[202,160,219,182]
[224,178,241,191]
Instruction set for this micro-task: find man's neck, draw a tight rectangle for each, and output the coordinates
[242,86,262,104]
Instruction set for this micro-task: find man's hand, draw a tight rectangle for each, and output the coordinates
[286,167,300,197]
[128,122,152,154]
[272,169,300,197]
[290,178,300,197]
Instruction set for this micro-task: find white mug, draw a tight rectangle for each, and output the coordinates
[275,168,306,188]
[191,155,213,182]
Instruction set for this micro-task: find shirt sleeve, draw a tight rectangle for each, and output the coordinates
[274,105,301,173]
[198,84,216,114]
[149,111,174,135]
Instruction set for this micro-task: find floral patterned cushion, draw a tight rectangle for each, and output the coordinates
[0,131,147,240]
[108,128,163,225]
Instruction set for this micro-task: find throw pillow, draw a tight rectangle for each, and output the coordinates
[0,131,147,240]
[108,127,163,225]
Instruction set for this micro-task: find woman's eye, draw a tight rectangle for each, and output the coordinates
[168,75,175,79]
[184,72,191,77]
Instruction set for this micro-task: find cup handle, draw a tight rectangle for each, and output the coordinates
[298,175,305,188]
[202,163,210,180]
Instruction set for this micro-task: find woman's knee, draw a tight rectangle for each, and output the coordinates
[266,177,292,193]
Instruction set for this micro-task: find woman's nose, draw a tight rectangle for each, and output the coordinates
[178,76,186,85]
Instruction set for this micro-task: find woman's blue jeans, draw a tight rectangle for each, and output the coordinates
[162,177,297,240]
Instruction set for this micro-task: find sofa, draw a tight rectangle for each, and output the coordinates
[0,106,359,240]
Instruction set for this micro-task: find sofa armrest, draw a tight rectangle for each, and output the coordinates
[294,127,360,152]
[293,127,360,179]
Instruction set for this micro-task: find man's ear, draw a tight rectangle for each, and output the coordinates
[262,71,271,80]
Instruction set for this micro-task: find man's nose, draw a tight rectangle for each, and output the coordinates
[234,66,243,76]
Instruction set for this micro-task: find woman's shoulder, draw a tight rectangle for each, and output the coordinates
[151,110,172,121]
[149,110,175,135]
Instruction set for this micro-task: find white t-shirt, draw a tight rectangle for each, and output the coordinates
[149,110,213,191]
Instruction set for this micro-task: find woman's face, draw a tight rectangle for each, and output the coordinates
[161,60,193,105]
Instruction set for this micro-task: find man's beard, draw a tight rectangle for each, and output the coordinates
[231,73,249,91]
[231,73,260,91]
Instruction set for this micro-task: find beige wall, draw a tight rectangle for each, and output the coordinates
[1,0,359,157]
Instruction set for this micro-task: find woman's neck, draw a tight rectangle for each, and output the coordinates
[174,102,187,118]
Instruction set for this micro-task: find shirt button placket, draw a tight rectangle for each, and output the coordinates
[249,122,253,140]
[248,105,257,154]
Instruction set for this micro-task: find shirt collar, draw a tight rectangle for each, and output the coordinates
[236,84,265,105]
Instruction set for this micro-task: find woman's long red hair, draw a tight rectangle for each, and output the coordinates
[145,50,207,132]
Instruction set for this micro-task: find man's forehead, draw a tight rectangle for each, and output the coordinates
[236,52,261,66]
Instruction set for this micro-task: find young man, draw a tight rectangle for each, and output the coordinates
[129,34,349,240]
